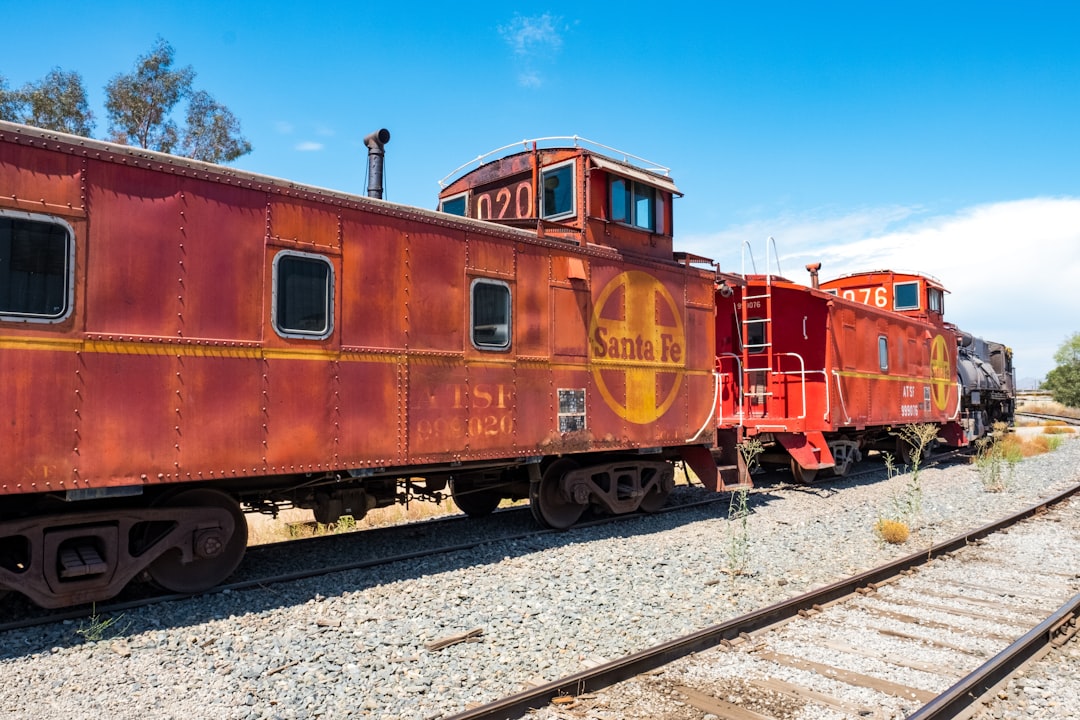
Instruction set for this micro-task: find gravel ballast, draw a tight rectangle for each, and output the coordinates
[1,438,1078,720]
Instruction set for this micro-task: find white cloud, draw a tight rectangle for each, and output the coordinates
[275,121,294,134]
[499,13,562,56]
[517,71,543,88]
[682,198,1080,383]
[498,13,563,88]
[295,141,324,152]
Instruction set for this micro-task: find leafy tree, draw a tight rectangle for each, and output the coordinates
[179,90,251,163]
[1042,332,1080,407]
[4,39,251,164]
[104,37,194,153]
[104,37,250,163]
[0,75,22,120]
[19,69,95,136]
[0,70,94,135]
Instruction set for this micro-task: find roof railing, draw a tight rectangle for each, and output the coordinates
[438,136,672,188]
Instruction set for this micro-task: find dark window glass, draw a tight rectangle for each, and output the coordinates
[894,281,919,310]
[441,195,467,216]
[541,162,574,219]
[608,176,658,231]
[472,280,510,350]
[275,254,331,337]
[0,216,71,319]
[745,318,766,354]
[610,178,629,223]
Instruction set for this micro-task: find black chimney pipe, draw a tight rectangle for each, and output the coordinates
[364,128,391,199]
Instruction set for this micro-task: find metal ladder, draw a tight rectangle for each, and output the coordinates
[741,280,774,415]
[739,238,781,418]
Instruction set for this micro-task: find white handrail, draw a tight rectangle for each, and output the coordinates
[774,352,808,420]
[686,371,721,443]
[831,369,853,425]
[437,136,672,188]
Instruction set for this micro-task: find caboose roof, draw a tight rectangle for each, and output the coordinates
[822,269,949,293]
[438,136,680,195]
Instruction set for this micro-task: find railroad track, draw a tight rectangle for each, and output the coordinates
[444,482,1080,720]
[0,488,732,633]
[0,451,955,633]
[1016,411,1080,427]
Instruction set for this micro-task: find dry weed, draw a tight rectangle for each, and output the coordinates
[875,519,910,544]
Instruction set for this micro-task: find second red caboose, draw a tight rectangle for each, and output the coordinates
[715,266,964,482]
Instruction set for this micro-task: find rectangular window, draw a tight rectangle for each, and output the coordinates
[471,279,511,350]
[541,160,575,220]
[608,176,658,231]
[928,287,944,313]
[893,281,920,311]
[744,317,766,354]
[610,178,629,223]
[440,192,468,216]
[878,336,889,371]
[0,213,73,321]
[273,251,333,338]
[632,183,655,231]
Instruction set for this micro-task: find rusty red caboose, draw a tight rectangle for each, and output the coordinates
[714,263,964,482]
[0,124,720,607]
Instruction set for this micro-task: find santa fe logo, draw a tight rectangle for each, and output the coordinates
[589,271,687,424]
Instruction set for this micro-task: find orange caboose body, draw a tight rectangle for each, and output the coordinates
[0,124,718,607]
[715,268,964,482]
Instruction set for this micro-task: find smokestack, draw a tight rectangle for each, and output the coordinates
[364,128,391,199]
[806,262,821,289]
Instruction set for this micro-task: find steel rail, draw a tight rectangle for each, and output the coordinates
[443,481,1080,720]
[906,592,1080,720]
[1016,411,1080,426]
[0,492,732,634]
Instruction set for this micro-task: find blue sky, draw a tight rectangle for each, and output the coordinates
[3,1,1078,385]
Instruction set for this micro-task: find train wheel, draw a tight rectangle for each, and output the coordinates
[147,489,248,593]
[450,479,501,518]
[530,459,586,530]
[790,458,818,484]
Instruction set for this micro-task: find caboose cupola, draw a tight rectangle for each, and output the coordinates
[818,269,949,325]
[437,137,680,260]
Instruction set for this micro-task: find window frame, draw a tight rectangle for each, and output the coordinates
[0,209,76,324]
[608,175,658,231]
[470,277,512,352]
[878,335,889,372]
[928,287,944,314]
[892,281,920,311]
[271,250,335,340]
[540,159,576,221]
[439,191,468,217]
[744,317,767,354]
